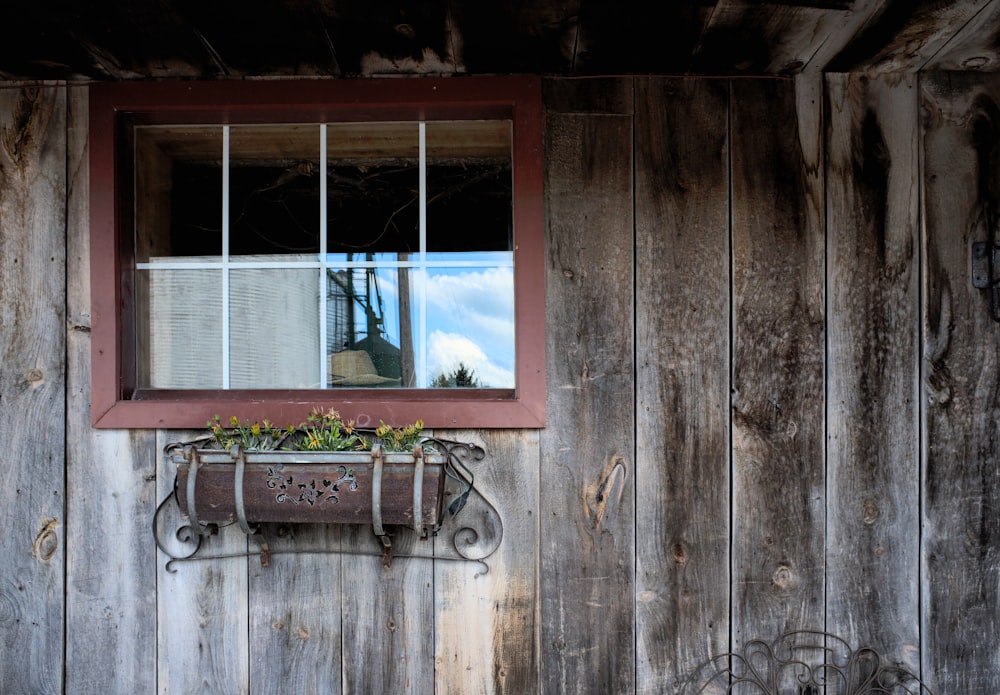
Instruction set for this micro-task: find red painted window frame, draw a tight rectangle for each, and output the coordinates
[89,77,546,429]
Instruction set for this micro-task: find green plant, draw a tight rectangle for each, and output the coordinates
[207,414,289,451]
[203,410,431,453]
[295,408,366,451]
[372,419,426,452]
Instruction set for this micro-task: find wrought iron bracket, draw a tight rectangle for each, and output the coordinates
[153,436,503,575]
[972,241,1000,322]
[680,629,934,694]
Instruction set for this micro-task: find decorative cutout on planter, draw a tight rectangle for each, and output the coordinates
[153,434,501,574]
[266,464,358,505]
[679,630,934,694]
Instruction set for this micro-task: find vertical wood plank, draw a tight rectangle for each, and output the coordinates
[340,523,434,693]
[730,77,826,647]
[64,86,159,694]
[634,76,731,692]
[156,429,251,695]
[921,72,1000,694]
[825,73,921,665]
[539,78,635,695]
[248,524,343,694]
[435,429,539,695]
[0,84,66,695]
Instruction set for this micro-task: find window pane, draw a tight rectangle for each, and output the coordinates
[229,125,322,255]
[326,265,405,388]
[422,265,515,389]
[229,265,321,388]
[134,126,223,261]
[133,120,518,393]
[426,121,512,253]
[325,122,420,256]
[137,265,223,388]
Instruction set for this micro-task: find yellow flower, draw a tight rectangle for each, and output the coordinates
[250,423,261,436]
[230,415,239,427]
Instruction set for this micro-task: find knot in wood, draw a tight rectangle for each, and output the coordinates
[32,517,59,562]
[862,499,880,525]
[772,564,794,592]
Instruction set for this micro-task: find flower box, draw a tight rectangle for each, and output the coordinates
[171,445,448,536]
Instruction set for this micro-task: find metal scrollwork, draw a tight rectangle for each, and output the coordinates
[153,435,503,574]
[680,630,934,694]
[265,463,358,505]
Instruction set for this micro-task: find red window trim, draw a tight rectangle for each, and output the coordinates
[89,76,546,429]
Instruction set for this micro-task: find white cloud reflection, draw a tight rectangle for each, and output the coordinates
[424,267,515,387]
[362,263,515,387]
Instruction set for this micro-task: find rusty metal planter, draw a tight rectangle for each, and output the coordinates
[171,445,447,537]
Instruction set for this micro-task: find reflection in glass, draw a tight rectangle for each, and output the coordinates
[132,119,517,391]
[419,266,515,389]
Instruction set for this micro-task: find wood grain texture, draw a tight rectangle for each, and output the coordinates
[730,77,826,647]
[434,429,539,695]
[539,77,636,695]
[923,0,1000,71]
[804,0,889,72]
[826,0,995,73]
[248,524,343,694]
[340,523,434,694]
[633,77,731,693]
[156,429,251,695]
[824,73,920,666]
[64,85,159,695]
[921,71,1000,694]
[692,1,860,74]
[0,85,66,695]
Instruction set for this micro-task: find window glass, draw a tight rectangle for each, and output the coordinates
[132,120,513,392]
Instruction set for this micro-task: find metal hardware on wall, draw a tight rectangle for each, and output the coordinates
[153,436,504,575]
[679,630,934,694]
[972,241,1000,322]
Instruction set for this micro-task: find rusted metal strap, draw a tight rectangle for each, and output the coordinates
[371,443,388,542]
[185,446,204,535]
[412,447,424,534]
[370,444,393,566]
[232,444,257,536]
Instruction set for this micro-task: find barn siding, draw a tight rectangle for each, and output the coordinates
[0,84,66,695]
[1,73,998,694]
[922,71,1000,693]
[825,72,922,666]
[730,75,827,653]
[541,77,636,695]
[634,76,731,692]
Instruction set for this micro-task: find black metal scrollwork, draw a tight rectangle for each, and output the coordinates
[680,630,934,694]
[153,435,503,575]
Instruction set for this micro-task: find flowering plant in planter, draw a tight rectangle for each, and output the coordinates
[204,408,430,454]
[169,409,458,547]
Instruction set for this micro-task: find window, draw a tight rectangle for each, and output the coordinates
[90,78,545,429]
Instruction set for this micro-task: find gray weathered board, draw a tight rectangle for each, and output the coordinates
[4,73,1000,694]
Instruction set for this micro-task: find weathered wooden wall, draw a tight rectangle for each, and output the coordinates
[1,72,999,694]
